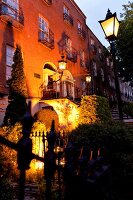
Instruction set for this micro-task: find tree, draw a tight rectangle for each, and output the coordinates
[3,45,28,126]
[116,1,133,86]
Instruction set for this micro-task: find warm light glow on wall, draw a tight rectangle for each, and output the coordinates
[43,98,79,132]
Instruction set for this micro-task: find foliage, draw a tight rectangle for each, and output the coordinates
[32,120,46,133]
[79,95,111,124]
[116,1,133,85]
[0,123,22,199]
[69,122,133,200]
[3,45,28,126]
[0,123,22,181]
[34,109,59,132]
[96,95,112,122]
[122,101,133,117]
[0,173,14,200]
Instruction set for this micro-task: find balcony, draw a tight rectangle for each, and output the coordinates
[90,44,97,55]
[42,89,59,100]
[63,13,73,26]
[65,47,78,63]
[99,53,104,61]
[43,0,52,5]
[38,29,54,49]
[80,59,90,68]
[78,28,86,40]
[0,1,24,29]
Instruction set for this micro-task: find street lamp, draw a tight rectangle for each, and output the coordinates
[86,74,91,83]
[57,54,67,98]
[86,74,92,95]
[99,9,123,120]
[58,54,67,70]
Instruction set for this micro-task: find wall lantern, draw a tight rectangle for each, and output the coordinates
[98,9,120,41]
[86,75,91,83]
[58,55,67,70]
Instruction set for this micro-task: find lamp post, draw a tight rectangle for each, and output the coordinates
[99,9,123,120]
[58,54,67,97]
[58,54,67,71]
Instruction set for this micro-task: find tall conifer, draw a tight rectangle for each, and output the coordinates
[4,45,28,126]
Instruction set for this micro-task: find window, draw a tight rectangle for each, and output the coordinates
[77,21,86,39]
[65,36,72,55]
[63,5,73,26]
[2,0,19,19]
[106,57,110,66]
[39,15,49,41]
[108,76,111,86]
[101,68,104,81]
[93,62,97,76]
[80,49,85,67]
[63,5,69,15]
[90,38,94,45]
[98,47,102,54]
[90,38,97,54]
[47,76,53,90]
[78,21,82,30]
[6,45,14,80]
[81,80,86,95]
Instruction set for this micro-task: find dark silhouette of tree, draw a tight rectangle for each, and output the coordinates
[116,1,133,86]
[3,45,28,126]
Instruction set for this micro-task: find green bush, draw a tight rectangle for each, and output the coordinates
[79,95,112,124]
[0,144,15,199]
[122,102,133,117]
[69,121,133,200]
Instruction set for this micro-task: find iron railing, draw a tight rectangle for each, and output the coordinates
[90,44,97,55]
[63,13,73,26]
[38,29,54,49]
[78,28,86,40]
[0,0,24,27]
[42,89,59,100]
[65,46,78,63]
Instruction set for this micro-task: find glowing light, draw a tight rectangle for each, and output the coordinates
[43,98,79,132]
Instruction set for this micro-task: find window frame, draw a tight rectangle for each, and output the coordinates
[6,45,15,81]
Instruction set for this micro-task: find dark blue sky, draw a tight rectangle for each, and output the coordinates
[75,0,129,47]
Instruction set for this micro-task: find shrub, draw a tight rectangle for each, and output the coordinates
[122,102,133,117]
[79,95,112,124]
[0,123,22,181]
[69,121,133,200]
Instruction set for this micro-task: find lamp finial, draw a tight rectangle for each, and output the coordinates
[106,9,112,19]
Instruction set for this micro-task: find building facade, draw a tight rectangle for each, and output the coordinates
[0,0,132,125]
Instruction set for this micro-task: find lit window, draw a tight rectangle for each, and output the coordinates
[6,45,15,80]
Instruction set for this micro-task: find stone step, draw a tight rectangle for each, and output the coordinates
[111,109,132,120]
[12,182,40,200]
